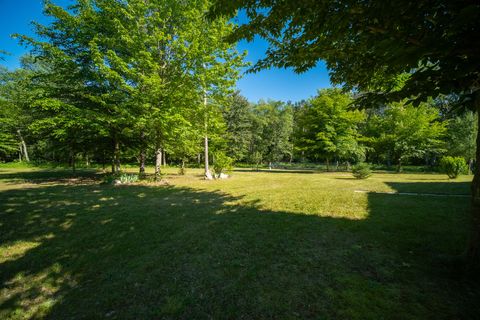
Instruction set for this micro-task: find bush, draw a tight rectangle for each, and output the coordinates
[102,172,139,184]
[439,156,467,179]
[213,152,233,178]
[352,162,372,179]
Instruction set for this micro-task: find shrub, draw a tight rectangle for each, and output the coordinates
[439,156,467,179]
[213,152,233,178]
[352,162,372,179]
[102,172,139,185]
[119,173,139,184]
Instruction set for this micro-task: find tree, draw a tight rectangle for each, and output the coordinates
[210,0,480,269]
[296,89,364,169]
[16,0,243,177]
[222,92,254,161]
[366,102,446,172]
[250,100,293,167]
[445,112,477,170]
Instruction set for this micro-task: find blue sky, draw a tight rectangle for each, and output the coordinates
[0,0,332,102]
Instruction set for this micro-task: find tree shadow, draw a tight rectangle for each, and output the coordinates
[0,173,478,319]
[0,169,100,184]
[386,181,470,195]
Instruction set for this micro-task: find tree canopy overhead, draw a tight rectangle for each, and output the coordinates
[211,0,480,108]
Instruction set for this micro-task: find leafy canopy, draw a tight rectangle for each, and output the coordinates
[210,0,480,108]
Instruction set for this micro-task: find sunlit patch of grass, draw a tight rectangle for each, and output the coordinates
[0,242,41,264]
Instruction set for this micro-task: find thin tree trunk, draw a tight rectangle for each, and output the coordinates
[17,129,29,162]
[180,158,186,175]
[70,147,76,173]
[163,150,166,166]
[397,159,402,173]
[139,131,146,176]
[102,150,106,172]
[326,158,330,171]
[139,150,146,176]
[155,148,162,180]
[466,96,480,271]
[203,89,212,180]
[204,135,212,179]
[113,136,120,173]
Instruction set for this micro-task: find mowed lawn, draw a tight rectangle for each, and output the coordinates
[0,166,478,319]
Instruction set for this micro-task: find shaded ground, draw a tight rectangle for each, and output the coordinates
[0,168,478,319]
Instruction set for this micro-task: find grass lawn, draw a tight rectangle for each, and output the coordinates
[0,166,478,319]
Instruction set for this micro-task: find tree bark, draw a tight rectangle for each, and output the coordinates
[112,136,120,173]
[139,150,146,176]
[69,147,76,173]
[466,96,480,271]
[155,148,162,180]
[17,129,29,162]
[203,89,212,180]
[139,131,146,176]
[180,159,186,175]
[204,135,212,180]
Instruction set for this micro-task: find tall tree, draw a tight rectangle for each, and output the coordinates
[296,89,364,169]
[251,100,293,167]
[366,102,446,171]
[445,112,477,167]
[222,92,254,161]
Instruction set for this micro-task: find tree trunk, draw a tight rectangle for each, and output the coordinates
[326,158,330,171]
[139,131,146,177]
[155,148,162,180]
[397,159,402,173]
[204,135,212,180]
[203,88,212,180]
[163,150,166,166]
[180,159,186,175]
[102,150,106,172]
[466,97,480,271]
[70,148,76,173]
[113,137,120,173]
[139,150,146,176]
[17,129,29,162]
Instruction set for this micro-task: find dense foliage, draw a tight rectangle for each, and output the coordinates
[440,156,468,179]
[351,162,372,179]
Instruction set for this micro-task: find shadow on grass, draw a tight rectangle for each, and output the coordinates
[0,170,478,319]
[0,169,101,184]
[386,181,471,195]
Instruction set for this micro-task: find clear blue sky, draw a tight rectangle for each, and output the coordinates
[0,0,332,102]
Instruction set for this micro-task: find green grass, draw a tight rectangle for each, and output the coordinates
[0,166,477,319]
